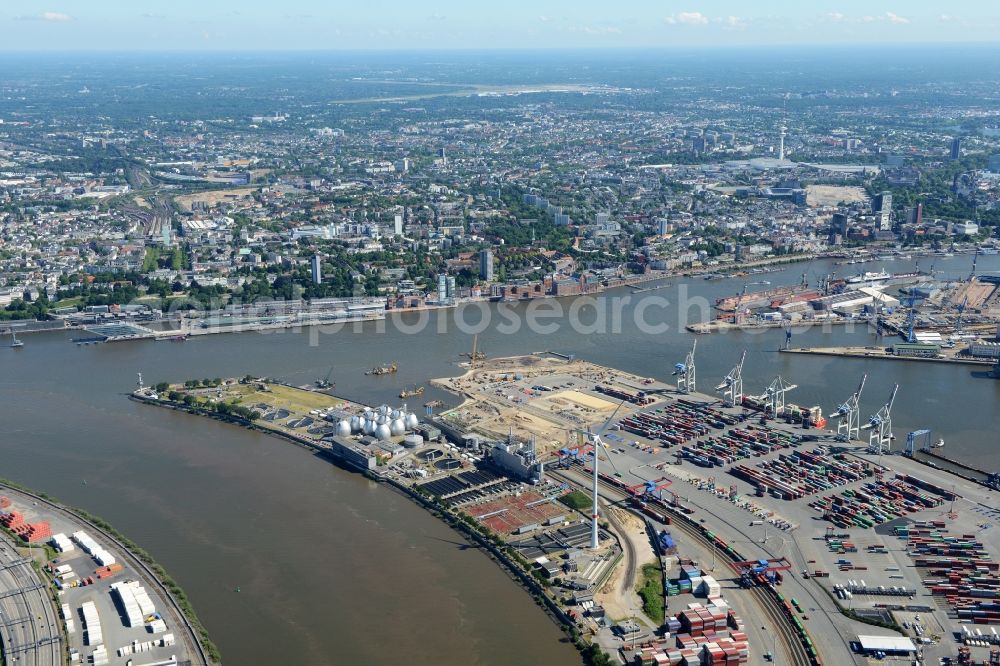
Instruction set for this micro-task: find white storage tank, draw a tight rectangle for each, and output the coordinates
[362,419,375,435]
[350,415,362,432]
[336,420,352,437]
[403,434,423,448]
[404,412,419,429]
[374,423,392,441]
[389,418,405,436]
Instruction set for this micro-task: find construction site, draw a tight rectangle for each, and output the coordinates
[413,352,1000,666]
[134,351,1000,666]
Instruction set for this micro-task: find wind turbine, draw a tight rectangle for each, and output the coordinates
[576,399,629,550]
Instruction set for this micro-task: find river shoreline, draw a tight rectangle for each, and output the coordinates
[127,354,997,666]
[0,477,218,664]
[127,390,599,664]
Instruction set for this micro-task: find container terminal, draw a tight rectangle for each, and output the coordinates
[133,353,1000,666]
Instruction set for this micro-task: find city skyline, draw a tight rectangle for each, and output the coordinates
[2,1,1000,51]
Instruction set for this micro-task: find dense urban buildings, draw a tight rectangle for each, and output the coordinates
[3,41,1000,666]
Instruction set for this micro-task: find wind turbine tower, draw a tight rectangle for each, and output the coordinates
[579,401,627,550]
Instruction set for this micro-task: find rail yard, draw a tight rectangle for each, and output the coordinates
[0,486,207,666]
[132,353,1000,666]
[420,354,1000,666]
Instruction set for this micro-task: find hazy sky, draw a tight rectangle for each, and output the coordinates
[2,1,999,50]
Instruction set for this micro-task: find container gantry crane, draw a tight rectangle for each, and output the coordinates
[764,375,797,417]
[716,350,746,408]
[863,384,899,455]
[833,373,867,442]
[674,340,697,394]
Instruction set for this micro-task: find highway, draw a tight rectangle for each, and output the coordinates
[0,536,61,666]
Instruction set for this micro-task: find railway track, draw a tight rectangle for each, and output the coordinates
[554,467,814,666]
[0,536,62,666]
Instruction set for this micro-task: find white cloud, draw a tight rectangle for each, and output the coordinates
[939,14,954,22]
[569,25,622,35]
[15,11,74,22]
[716,15,747,29]
[822,11,910,25]
[538,15,550,22]
[665,12,709,26]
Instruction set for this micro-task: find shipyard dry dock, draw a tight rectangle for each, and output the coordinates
[427,354,1000,666]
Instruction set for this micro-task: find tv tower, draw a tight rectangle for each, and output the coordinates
[778,93,788,161]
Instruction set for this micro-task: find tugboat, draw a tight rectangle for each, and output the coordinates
[10,331,24,348]
[366,361,398,376]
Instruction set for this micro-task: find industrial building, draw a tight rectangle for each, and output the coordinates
[967,340,1000,359]
[489,438,545,483]
[855,635,916,657]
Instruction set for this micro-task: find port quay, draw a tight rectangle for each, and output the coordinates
[126,352,1000,666]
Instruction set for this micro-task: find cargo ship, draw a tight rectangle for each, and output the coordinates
[846,270,891,287]
[400,386,424,398]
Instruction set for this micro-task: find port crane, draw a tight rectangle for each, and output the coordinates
[626,477,673,499]
[903,429,932,457]
[869,291,890,337]
[732,280,770,324]
[556,443,594,469]
[575,399,629,550]
[733,557,792,588]
[832,373,867,442]
[902,293,923,343]
[863,384,898,455]
[955,296,969,336]
[674,340,697,394]
[764,376,797,416]
[716,350,746,408]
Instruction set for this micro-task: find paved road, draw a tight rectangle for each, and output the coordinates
[0,536,61,666]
